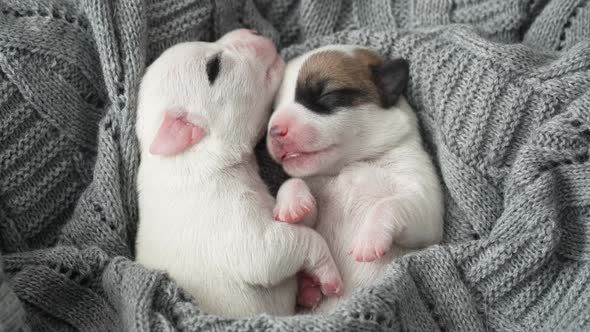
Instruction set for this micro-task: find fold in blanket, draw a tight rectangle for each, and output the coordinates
[1,0,590,331]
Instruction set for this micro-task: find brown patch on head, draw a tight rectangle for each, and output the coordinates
[352,48,384,68]
[298,49,384,107]
[294,47,410,114]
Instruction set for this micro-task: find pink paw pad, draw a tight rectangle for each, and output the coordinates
[298,286,322,308]
[297,272,322,308]
[274,194,315,224]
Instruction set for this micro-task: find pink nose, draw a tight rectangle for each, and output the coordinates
[218,29,271,48]
[269,125,288,138]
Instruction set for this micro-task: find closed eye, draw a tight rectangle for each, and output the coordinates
[318,88,363,109]
[206,53,221,85]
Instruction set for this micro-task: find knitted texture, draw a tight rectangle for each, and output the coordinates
[1,0,590,331]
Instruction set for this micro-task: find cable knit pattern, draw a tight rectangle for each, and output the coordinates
[1,0,590,331]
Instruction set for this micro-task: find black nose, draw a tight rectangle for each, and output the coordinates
[249,29,262,36]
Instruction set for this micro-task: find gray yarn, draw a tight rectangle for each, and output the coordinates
[1,0,590,331]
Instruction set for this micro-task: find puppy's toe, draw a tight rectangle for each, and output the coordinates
[275,195,315,223]
[350,232,391,263]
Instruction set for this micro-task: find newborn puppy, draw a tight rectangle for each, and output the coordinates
[135,30,342,318]
[268,45,444,313]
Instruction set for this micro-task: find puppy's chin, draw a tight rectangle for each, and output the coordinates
[281,148,341,178]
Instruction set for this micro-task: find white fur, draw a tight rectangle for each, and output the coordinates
[269,45,444,313]
[135,30,342,318]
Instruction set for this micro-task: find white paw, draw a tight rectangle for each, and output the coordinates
[273,192,315,223]
[274,179,316,224]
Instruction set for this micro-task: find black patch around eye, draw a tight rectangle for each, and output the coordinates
[295,78,364,115]
[318,89,363,110]
[206,54,221,85]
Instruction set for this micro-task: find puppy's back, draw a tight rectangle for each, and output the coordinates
[136,163,298,317]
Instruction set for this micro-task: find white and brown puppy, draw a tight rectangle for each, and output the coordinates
[268,45,444,313]
[135,30,343,318]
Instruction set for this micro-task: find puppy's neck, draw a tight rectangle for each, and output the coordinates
[198,140,259,174]
[144,138,257,182]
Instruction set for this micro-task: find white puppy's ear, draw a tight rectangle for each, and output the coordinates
[149,109,205,156]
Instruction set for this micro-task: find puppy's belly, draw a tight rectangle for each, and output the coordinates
[312,193,412,314]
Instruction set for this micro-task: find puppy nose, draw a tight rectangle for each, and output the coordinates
[269,125,288,138]
[217,29,277,62]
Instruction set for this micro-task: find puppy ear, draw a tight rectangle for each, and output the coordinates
[371,58,410,108]
[149,110,205,156]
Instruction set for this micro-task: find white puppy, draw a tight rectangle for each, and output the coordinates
[267,45,444,313]
[135,30,343,318]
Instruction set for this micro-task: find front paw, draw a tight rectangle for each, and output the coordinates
[273,195,315,223]
[274,179,316,224]
[349,197,397,262]
[349,229,393,262]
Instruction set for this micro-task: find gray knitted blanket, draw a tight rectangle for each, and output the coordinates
[1,0,590,331]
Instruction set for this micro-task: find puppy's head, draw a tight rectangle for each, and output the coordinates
[267,45,410,177]
[136,29,284,158]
